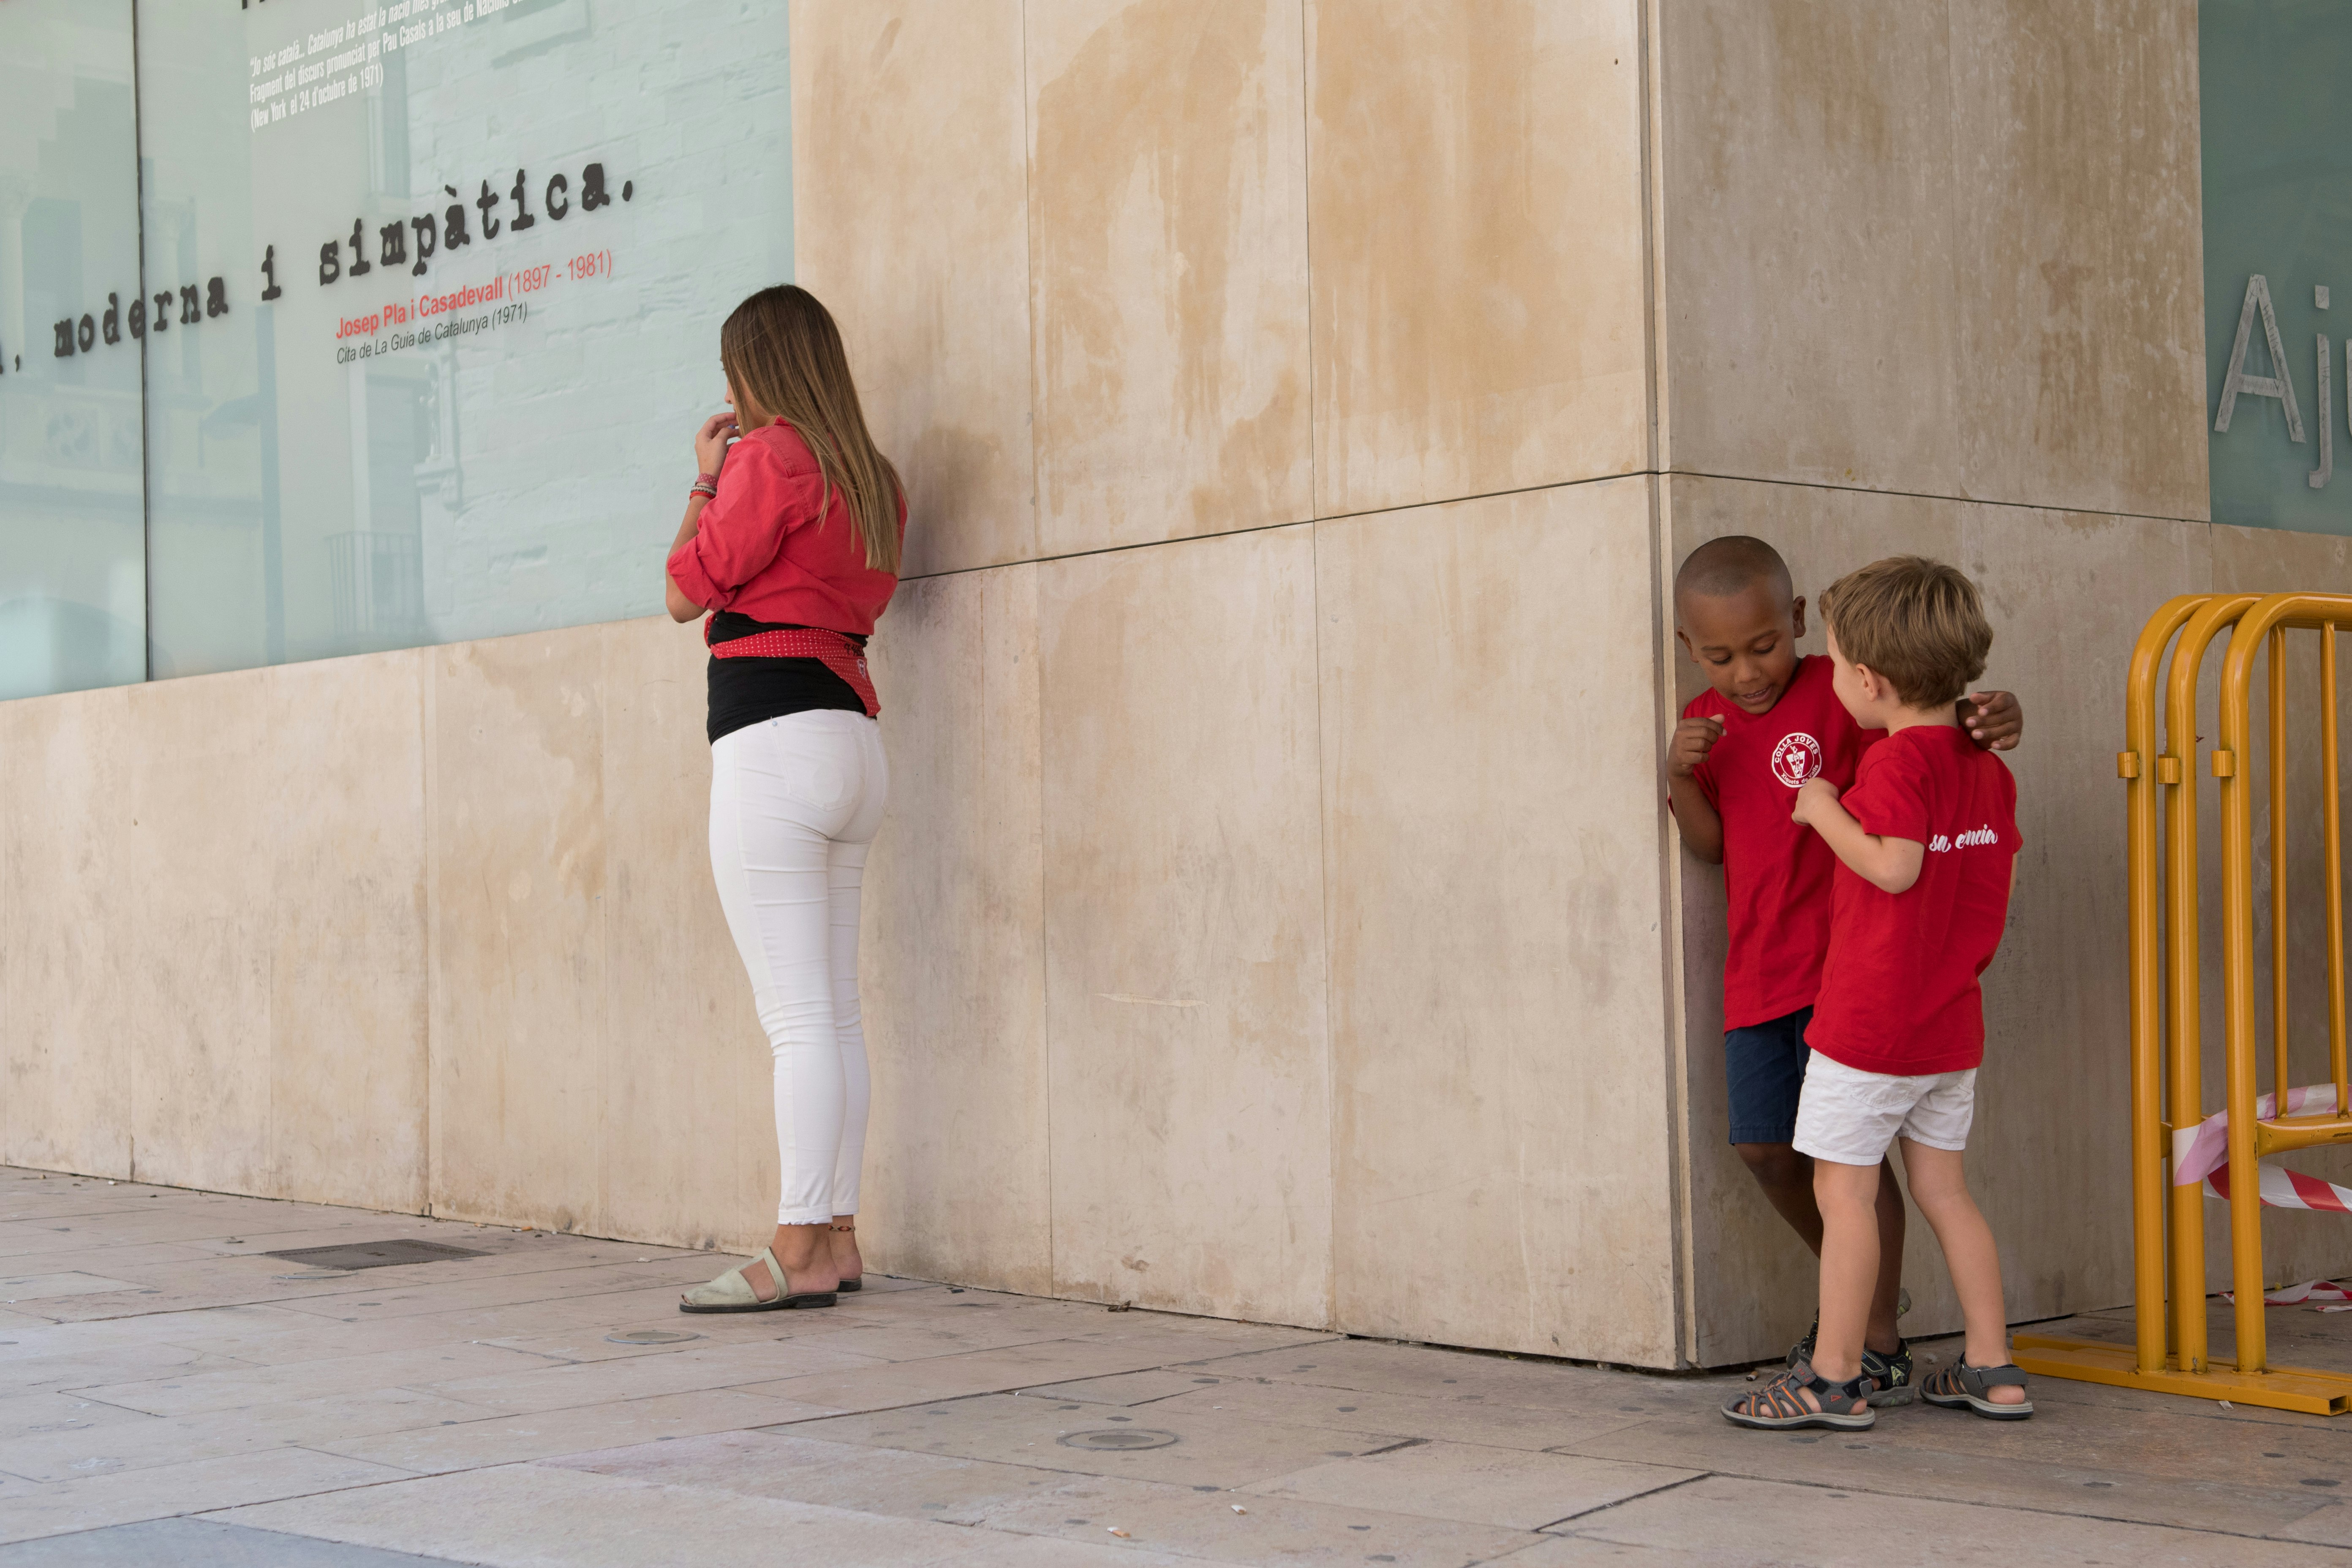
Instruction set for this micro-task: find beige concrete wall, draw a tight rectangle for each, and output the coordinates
[10,0,2351,1372]
[2,656,429,1214]
[1651,0,2208,519]
[804,0,1677,1364]
[0,626,784,1251]
[0,0,1684,1369]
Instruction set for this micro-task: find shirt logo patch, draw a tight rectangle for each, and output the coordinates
[1770,732,1824,789]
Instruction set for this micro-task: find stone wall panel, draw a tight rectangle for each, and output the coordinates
[595,618,775,1253]
[1306,0,1649,517]
[792,0,1040,579]
[262,652,430,1215]
[0,686,136,1182]
[860,564,1052,1296]
[1026,0,1315,554]
[425,627,612,1235]
[1657,0,2208,520]
[1039,525,1332,1326]
[1318,475,1678,1365]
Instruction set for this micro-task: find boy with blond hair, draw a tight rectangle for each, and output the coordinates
[1722,556,2030,1429]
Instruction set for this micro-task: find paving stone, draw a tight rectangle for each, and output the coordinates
[0,1384,495,1484]
[939,1535,1192,1566]
[750,1315,1091,1365]
[0,1276,147,1306]
[410,1337,885,1415]
[1020,1368,1240,1407]
[215,1462,993,1567]
[1194,1338,1652,1412]
[547,1428,1071,1520]
[17,1254,451,1325]
[1547,1399,2345,1537]
[0,1447,413,1546]
[5,1170,2352,1565]
[0,1244,217,1280]
[0,1391,152,1447]
[250,1260,725,1324]
[168,1295,786,1364]
[309,1389,838,1474]
[0,1516,466,1565]
[0,1203,355,1258]
[142,1305,520,1368]
[466,1305,857,1365]
[1141,1377,1651,1450]
[2276,1502,2352,1548]
[73,1341,552,1416]
[0,1345,261,1401]
[795,1390,1413,1491]
[1243,1438,1699,1529]
[1529,1473,2351,1566]
[954,1468,1538,1566]
[272,1279,733,1332]
[737,1333,1334,1416]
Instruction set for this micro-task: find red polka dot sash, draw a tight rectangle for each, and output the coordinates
[708,624,878,717]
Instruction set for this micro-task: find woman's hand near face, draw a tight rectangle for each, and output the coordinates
[695,411,739,477]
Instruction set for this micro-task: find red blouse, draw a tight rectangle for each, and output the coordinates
[666,421,903,632]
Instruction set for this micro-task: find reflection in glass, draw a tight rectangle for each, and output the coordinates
[0,0,148,699]
[136,0,795,678]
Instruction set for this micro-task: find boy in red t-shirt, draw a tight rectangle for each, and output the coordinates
[1665,537,2021,1402]
[1722,556,2028,1431]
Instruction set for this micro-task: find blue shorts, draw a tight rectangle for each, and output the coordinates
[1725,1006,1812,1146]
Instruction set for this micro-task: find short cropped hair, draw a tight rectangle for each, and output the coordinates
[1674,535,1792,609]
[1818,556,1991,708]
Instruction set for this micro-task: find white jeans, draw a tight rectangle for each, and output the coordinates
[708,710,889,1225]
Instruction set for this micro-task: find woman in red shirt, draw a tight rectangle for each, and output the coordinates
[663,285,905,1313]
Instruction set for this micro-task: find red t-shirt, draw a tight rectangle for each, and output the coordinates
[665,422,901,634]
[1685,655,1879,1028]
[1805,726,2020,1076]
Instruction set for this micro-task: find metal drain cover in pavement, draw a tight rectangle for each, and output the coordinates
[264,1240,485,1271]
[1059,1428,1179,1451]
[607,1329,701,1345]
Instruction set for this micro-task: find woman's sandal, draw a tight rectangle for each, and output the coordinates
[1723,1364,1876,1430]
[678,1247,838,1314]
[832,1222,862,1293]
[1920,1360,2034,1420]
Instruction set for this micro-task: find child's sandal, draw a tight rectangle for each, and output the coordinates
[1723,1365,1876,1430]
[1921,1361,2033,1420]
[1784,1317,1914,1407]
[1861,1339,1916,1406]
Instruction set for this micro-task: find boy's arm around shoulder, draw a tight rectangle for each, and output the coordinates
[1792,778,1924,894]
[1961,689,2023,751]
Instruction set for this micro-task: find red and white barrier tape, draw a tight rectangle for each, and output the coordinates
[2219,1278,2352,1311]
[2205,1160,2352,1214]
[2172,1082,2344,1187]
[2165,1085,2352,1310]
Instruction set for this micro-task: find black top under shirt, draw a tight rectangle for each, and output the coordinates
[705,611,867,745]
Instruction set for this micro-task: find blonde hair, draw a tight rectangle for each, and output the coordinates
[719,285,903,574]
[1818,555,1991,707]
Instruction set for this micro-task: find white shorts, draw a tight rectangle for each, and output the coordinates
[1793,1053,1977,1166]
